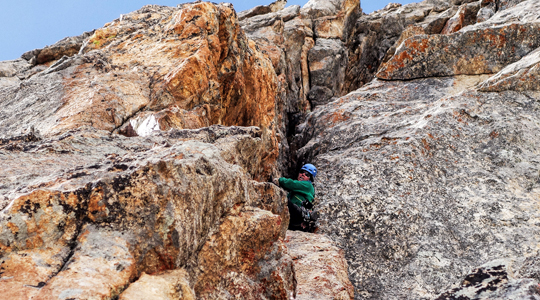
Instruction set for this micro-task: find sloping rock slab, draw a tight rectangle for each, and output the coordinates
[377,23,540,80]
[295,77,540,298]
[286,231,354,300]
[0,126,292,299]
[436,259,540,299]
[479,46,540,92]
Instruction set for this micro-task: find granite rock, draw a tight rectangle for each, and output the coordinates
[0,126,293,299]
[238,0,287,21]
[308,38,348,107]
[294,2,540,294]
[296,73,540,298]
[0,2,297,299]
[440,2,480,34]
[478,46,540,92]
[119,269,195,300]
[286,231,354,300]
[377,23,540,80]
[344,0,460,92]
[436,259,540,299]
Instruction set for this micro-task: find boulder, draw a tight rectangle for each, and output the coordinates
[440,2,480,34]
[307,38,348,107]
[119,269,195,300]
[286,231,354,300]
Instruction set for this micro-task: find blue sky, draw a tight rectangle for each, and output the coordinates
[0,0,417,61]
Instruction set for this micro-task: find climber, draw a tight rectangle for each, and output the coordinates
[273,164,319,232]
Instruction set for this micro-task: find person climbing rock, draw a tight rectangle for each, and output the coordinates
[273,164,319,232]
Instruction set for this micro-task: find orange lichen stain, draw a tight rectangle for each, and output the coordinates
[322,110,350,127]
[488,31,507,48]
[7,222,19,235]
[407,38,430,53]
[87,27,119,50]
[390,155,399,160]
[427,133,434,139]
[489,131,499,138]
[421,138,430,150]
[25,236,44,249]
[88,188,107,222]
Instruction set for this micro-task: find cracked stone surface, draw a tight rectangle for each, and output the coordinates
[294,1,540,297]
[12,0,540,298]
[0,126,294,299]
[0,2,299,299]
[285,231,354,300]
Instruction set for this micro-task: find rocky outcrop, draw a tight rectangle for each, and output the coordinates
[294,0,540,298]
[0,126,294,299]
[0,2,298,299]
[286,231,354,300]
[436,259,540,299]
[342,0,536,93]
[239,0,360,175]
[10,0,540,298]
[119,269,195,300]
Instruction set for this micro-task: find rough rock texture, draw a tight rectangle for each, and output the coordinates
[1,3,280,180]
[301,0,360,41]
[342,0,535,93]
[195,207,295,299]
[0,2,301,299]
[13,0,540,298]
[478,46,540,92]
[286,231,354,300]
[293,0,540,298]
[0,126,294,299]
[440,2,480,34]
[376,23,540,80]
[376,0,540,81]
[238,0,287,21]
[307,38,348,107]
[239,0,360,175]
[436,259,540,299]
[119,269,195,300]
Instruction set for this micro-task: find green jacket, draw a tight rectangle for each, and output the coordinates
[278,177,315,206]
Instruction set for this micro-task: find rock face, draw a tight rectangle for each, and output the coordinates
[8,0,540,299]
[0,2,280,178]
[0,2,297,299]
[293,0,540,298]
[0,126,294,300]
[239,0,360,174]
[436,258,540,299]
[286,231,355,300]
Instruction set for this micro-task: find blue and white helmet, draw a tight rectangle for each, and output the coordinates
[301,164,317,178]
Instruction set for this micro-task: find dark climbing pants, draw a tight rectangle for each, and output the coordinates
[288,198,304,230]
